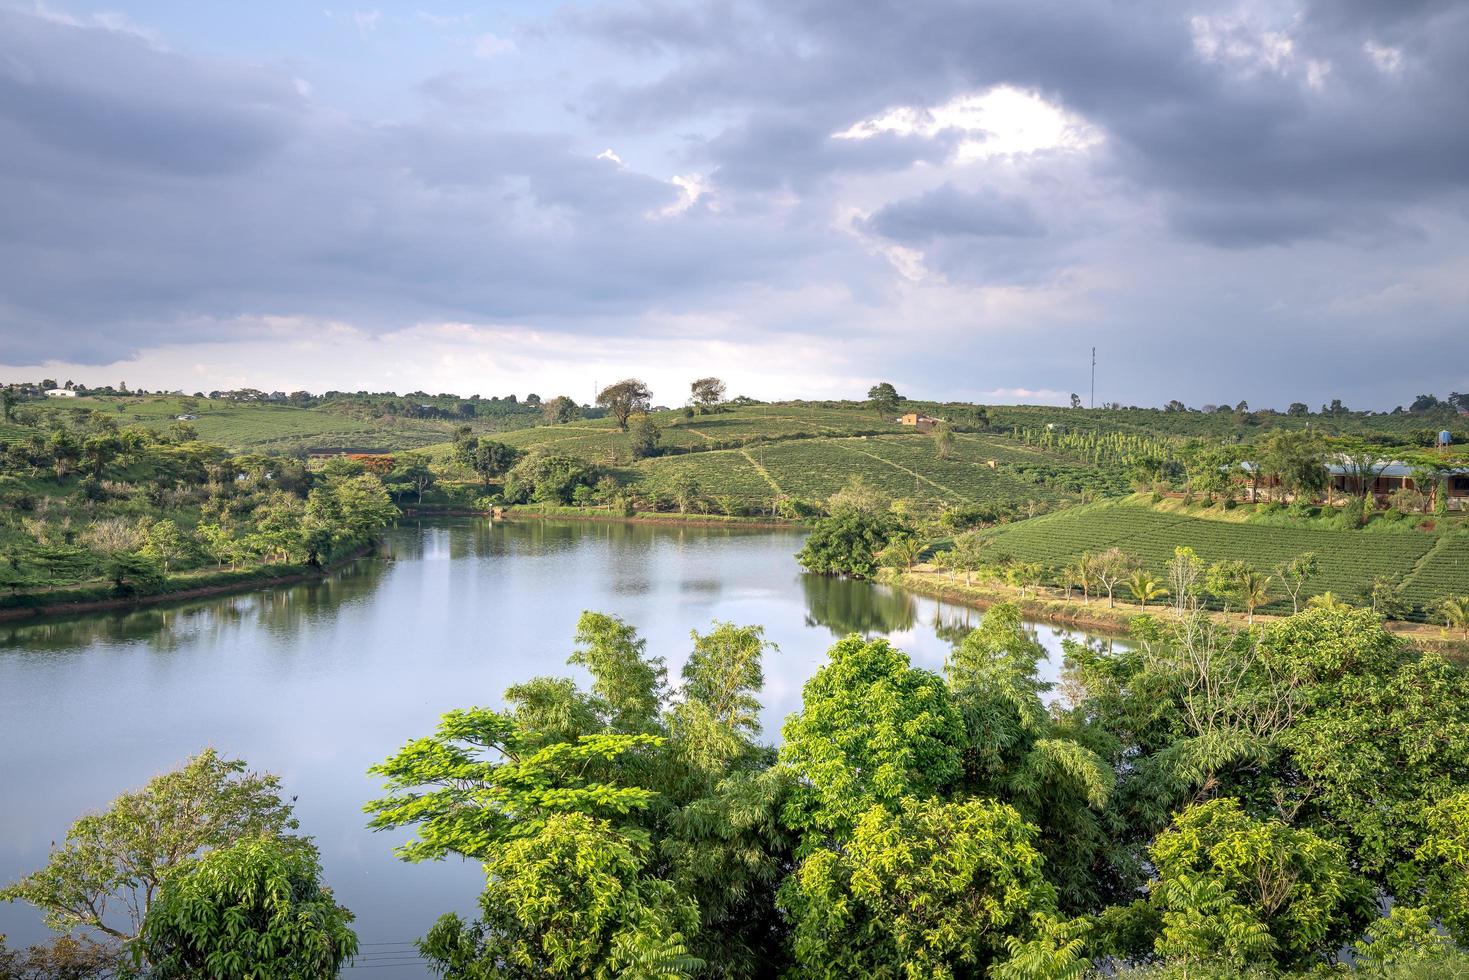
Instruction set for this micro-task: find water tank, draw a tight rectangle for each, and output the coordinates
[1440,430,1453,447]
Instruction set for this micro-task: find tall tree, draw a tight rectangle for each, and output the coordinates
[689,377,726,414]
[866,382,900,416]
[0,751,300,941]
[597,379,652,431]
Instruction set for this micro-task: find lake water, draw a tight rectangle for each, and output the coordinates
[0,518,1107,974]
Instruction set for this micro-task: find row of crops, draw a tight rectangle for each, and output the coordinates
[627,433,1077,510]
[979,500,1452,616]
[1402,535,1469,611]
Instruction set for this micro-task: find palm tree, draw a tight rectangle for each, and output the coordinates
[879,536,924,573]
[1238,570,1273,624]
[1126,570,1169,610]
[1441,595,1469,638]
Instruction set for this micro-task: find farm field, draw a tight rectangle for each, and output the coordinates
[625,432,1077,510]
[20,395,459,452]
[978,498,1456,618]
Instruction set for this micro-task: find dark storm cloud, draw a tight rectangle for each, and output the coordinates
[0,8,839,364]
[0,1,1466,409]
[575,0,1469,246]
[0,11,302,176]
[860,184,1043,243]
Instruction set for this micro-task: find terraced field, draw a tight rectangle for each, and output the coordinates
[979,499,1449,616]
[1402,534,1469,611]
[624,433,1073,510]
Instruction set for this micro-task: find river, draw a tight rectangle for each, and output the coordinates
[0,518,1110,973]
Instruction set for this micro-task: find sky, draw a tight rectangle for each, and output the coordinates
[0,0,1465,409]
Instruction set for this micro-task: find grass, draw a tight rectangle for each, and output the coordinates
[976,496,1453,618]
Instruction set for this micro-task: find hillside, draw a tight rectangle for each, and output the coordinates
[458,403,1119,512]
[21,395,473,452]
[976,496,1465,619]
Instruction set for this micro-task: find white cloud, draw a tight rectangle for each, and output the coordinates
[832,85,1101,161]
[653,174,709,217]
[1363,40,1404,74]
[473,32,515,58]
[1305,59,1331,91]
[1190,13,1295,75]
[595,148,624,164]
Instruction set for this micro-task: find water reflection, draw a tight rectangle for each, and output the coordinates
[0,517,1118,956]
[801,574,917,637]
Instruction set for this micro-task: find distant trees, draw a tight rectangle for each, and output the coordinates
[454,436,519,486]
[543,395,581,424]
[690,377,726,414]
[1070,393,1083,409]
[797,479,904,579]
[628,413,661,460]
[1288,402,1309,415]
[867,382,901,416]
[597,379,652,431]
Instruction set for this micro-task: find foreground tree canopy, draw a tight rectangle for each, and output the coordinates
[11,605,1469,977]
[363,603,1469,979]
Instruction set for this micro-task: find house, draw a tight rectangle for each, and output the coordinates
[44,388,77,398]
[898,412,942,432]
[1233,459,1469,509]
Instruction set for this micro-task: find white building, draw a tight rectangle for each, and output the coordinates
[44,388,77,398]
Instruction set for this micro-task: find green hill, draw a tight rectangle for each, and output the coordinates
[22,395,464,452]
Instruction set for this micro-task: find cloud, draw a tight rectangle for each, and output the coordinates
[858,184,1044,243]
[1,1,1467,408]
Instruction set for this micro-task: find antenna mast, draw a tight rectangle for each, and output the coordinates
[1090,347,1096,409]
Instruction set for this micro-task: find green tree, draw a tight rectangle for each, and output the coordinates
[779,636,962,839]
[141,518,185,573]
[419,812,702,980]
[796,484,902,580]
[1440,595,1469,638]
[945,531,989,587]
[542,395,581,425]
[1126,570,1169,609]
[389,453,437,504]
[1275,553,1320,615]
[689,377,725,414]
[1416,792,1469,944]
[104,551,165,596]
[467,439,519,486]
[779,797,1074,979]
[0,750,300,940]
[866,382,900,416]
[1148,798,1371,971]
[628,413,661,460]
[131,837,357,979]
[876,534,922,572]
[596,379,652,431]
[570,611,668,733]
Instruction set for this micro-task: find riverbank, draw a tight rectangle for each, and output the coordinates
[403,502,802,529]
[892,566,1469,658]
[0,544,375,623]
